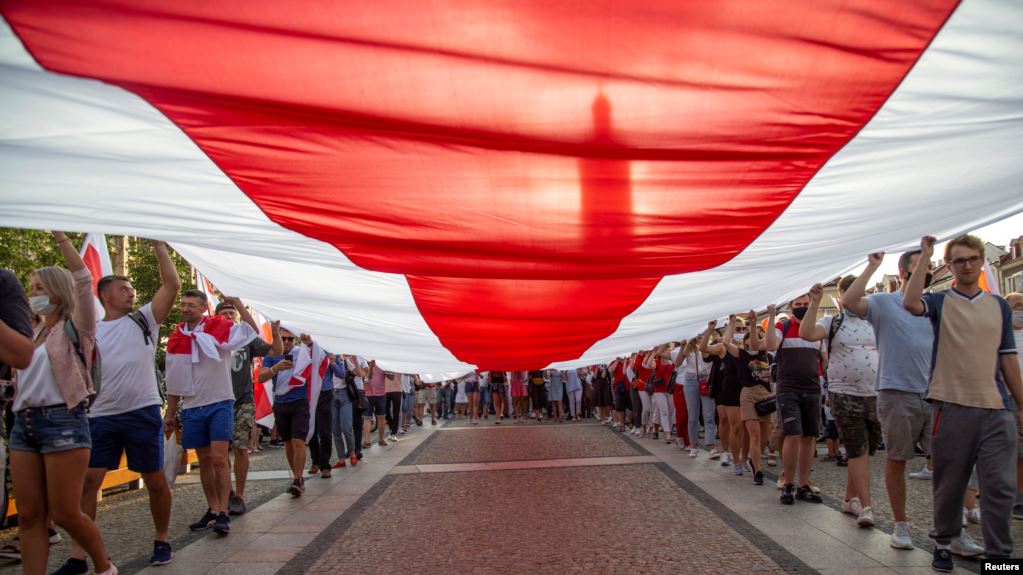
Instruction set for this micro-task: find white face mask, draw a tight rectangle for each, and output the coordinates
[733,333,745,342]
[1013,310,1023,329]
[29,295,56,316]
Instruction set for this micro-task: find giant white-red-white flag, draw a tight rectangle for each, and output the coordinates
[1,1,1021,373]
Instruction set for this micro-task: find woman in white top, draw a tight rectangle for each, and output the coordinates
[9,232,116,575]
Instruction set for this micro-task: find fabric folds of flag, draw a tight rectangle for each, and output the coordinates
[1,1,1021,372]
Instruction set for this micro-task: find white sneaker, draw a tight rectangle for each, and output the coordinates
[950,530,984,558]
[965,507,981,524]
[688,448,699,458]
[890,522,913,550]
[841,497,863,516]
[856,507,874,528]
[721,452,733,466]
[732,463,744,476]
[708,448,721,460]
[908,466,933,480]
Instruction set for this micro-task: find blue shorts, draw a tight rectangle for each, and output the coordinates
[465,381,479,394]
[364,394,386,419]
[89,405,164,474]
[181,399,234,449]
[10,403,91,454]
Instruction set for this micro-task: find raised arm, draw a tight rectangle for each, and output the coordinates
[221,296,259,332]
[745,309,763,352]
[843,252,882,317]
[268,320,283,357]
[763,304,779,352]
[699,320,726,358]
[722,314,741,358]
[149,240,182,324]
[55,231,95,333]
[798,284,828,342]
[903,236,934,316]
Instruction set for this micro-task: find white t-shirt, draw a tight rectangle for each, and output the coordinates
[13,344,65,411]
[90,303,163,418]
[346,356,368,390]
[819,313,878,397]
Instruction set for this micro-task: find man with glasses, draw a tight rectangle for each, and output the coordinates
[258,328,313,496]
[905,234,1022,571]
[763,294,825,505]
[164,291,259,535]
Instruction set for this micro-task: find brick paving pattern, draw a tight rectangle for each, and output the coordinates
[292,464,794,575]
[408,422,641,464]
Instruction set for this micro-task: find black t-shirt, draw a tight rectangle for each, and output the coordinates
[230,337,273,405]
[736,349,773,390]
[0,269,33,380]
[528,370,545,385]
[490,371,505,385]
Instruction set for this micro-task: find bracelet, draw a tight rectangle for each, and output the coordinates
[57,238,70,244]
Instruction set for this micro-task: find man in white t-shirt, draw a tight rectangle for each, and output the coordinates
[54,240,180,574]
[163,291,258,536]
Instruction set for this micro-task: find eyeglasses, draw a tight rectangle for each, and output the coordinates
[281,336,296,342]
[950,255,982,268]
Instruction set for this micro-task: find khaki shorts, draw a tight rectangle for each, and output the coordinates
[423,386,438,404]
[232,402,256,445]
[877,389,930,461]
[740,385,775,423]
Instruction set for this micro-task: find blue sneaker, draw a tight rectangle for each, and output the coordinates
[150,540,172,566]
[49,558,88,575]
[932,548,953,573]
[188,508,217,531]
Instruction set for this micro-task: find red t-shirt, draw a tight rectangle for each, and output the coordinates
[650,358,674,393]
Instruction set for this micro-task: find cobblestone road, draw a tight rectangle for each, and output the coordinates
[0,447,292,575]
[281,422,814,575]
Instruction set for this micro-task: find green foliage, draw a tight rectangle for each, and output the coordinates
[0,228,196,368]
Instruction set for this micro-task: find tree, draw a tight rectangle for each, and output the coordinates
[1,227,195,368]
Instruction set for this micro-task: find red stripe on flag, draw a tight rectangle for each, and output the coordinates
[81,243,102,296]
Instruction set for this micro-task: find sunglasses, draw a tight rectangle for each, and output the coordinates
[281,336,296,342]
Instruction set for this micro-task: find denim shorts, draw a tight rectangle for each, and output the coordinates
[89,404,164,473]
[10,403,91,454]
[181,399,234,450]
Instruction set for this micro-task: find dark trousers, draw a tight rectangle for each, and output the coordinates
[307,390,333,468]
[352,401,364,454]
[385,391,402,435]
[630,388,643,427]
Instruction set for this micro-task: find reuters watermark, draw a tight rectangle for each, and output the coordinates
[984,558,1023,573]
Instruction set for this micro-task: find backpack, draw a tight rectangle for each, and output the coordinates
[769,319,788,383]
[126,310,166,399]
[65,319,101,397]
[825,312,845,358]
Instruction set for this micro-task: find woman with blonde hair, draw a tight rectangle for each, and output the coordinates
[10,232,116,575]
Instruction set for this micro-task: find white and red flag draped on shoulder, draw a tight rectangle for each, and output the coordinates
[251,309,276,428]
[1,1,1021,373]
[78,234,113,318]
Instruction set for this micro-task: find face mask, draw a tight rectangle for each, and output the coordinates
[733,333,745,342]
[905,271,933,289]
[1013,310,1023,329]
[791,306,808,321]
[29,295,56,316]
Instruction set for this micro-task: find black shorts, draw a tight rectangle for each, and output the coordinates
[613,389,630,412]
[777,391,821,438]
[273,400,310,442]
[720,377,741,407]
[594,379,613,407]
[528,383,546,408]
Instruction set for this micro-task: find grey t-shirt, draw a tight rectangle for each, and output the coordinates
[230,337,272,405]
[864,291,932,394]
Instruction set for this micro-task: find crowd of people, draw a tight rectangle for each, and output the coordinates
[0,232,1020,574]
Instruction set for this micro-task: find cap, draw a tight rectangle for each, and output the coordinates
[214,301,236,314]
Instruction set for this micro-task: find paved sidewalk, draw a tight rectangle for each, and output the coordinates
[12,418,1015,574]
